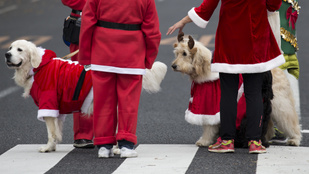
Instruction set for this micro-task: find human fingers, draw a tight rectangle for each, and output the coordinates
[166,26,176,35]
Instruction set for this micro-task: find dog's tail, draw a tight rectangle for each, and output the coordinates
[142,61,167,93]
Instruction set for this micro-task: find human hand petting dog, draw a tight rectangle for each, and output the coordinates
[166,15,192,35]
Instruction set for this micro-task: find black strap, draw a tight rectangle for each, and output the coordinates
[72,69,86,101]
[97,20,141,31]
[71,9,82,15]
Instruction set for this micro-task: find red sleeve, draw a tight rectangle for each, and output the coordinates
[142,0,161,69]
[266,0,282,12]
[61,0,87,11]
[78,0,98,65]
[194,0,220,21]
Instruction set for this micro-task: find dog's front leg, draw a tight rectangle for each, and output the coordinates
[196,124,220,147]
[39,117,57,152]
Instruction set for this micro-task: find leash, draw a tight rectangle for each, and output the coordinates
[61,49,79,59]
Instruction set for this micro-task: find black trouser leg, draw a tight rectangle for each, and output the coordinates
[219,73,239,140]
[242,73,264,141]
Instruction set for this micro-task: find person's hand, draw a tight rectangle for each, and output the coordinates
[166,20,186,35]
[166,15,192,35]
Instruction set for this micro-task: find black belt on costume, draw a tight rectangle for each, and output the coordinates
[96,20,141,31]
[72,69,86,101]
[71,9,82,15]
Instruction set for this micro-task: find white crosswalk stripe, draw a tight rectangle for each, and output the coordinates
[257,146,309,174]
[113,144,198,174]
[1,144,309,173]
[0,144,74,174]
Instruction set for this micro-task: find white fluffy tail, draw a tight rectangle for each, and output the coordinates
[142,61,167,93]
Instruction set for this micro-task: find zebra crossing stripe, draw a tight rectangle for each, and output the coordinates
[0,144,74,174]
[1,144,309,173]
[113,144,199,174]
[256,146,309,174]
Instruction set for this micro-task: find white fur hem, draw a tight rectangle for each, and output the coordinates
[211,54,285,73]
[188,7,208,28]
[91,64,146,75]
[37,109,67,122]
[81,87,93,113]
[185,109,220,126]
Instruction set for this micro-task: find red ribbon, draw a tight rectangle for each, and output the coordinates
[286,6,298,30]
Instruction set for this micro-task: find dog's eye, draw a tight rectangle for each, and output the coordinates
[182,52,187,56]
[17,48,23,52]
[9,47,12,50]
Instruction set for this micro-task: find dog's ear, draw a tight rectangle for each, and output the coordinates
[188,36,195,50]
[177,32,184,42]
[28,42,41,68]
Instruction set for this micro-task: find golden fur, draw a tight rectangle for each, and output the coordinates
[172,34,302,146]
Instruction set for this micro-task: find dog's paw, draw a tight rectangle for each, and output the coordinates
[112,146,121,155]
[39,144,56,153]
[195,137,212,147]
[287,139,300,146]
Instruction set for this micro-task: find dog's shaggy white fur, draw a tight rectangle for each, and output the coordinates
[5,40,167,152]
[172,33,302,147]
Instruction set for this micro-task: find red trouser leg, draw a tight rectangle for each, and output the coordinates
[116,74,142,145]
[70,45,94,140]
[92,71,118,146]
[73,112,94,140]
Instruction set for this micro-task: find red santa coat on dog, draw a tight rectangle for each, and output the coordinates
[185,75,246,126]
[30,48,92,122]
[188,0,284,73]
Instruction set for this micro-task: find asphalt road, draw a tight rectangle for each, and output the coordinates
[0,0,308,173]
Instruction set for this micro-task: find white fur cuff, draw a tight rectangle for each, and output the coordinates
[185,109,220,126]
[37,109,59,122]
[188,7,208,29]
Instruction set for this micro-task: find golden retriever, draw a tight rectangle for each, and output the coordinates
[5,40,167,152]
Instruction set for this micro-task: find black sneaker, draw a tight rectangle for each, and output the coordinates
[73,139,95,148]
[269,128,287,144]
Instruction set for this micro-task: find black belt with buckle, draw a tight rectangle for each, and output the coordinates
[71,9,82,15]
[96,20,141,31]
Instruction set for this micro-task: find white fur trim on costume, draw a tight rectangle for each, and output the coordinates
[36,47,46,58]
[91,64,146,75]
[37,109,59,122]
[185,109,220,126]
[211,54,285,74]
[188,7,208,28]
[81,87,93,114]
[53,58,79,65]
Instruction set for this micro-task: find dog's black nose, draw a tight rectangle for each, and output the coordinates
[171,64,177,70]
[5,52,11,59]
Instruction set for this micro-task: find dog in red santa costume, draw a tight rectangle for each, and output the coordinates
[5,40,167,153]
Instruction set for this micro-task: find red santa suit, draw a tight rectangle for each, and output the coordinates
[188,0,285,73]
[62,0,93,141]
[30,48,92,122]
[185,75,246,126]
[78,0,161,145]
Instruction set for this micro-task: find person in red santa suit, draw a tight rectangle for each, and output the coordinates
[167,0,284,154]
[78,0,161,158]
[61,0,94,149]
